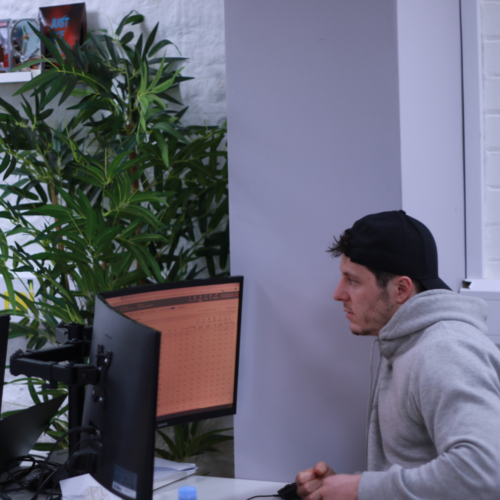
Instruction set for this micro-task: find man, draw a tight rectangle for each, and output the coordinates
[296,210,500,500]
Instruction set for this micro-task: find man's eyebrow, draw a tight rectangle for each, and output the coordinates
[342,270,359,279]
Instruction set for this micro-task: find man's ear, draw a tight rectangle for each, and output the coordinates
[395,276,415,304]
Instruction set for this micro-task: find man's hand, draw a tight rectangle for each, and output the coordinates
[295,462,361,500]
[296,461,336,499]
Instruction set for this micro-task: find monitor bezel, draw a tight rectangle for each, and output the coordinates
[82,296,161,500]
[99,276,244,428]
[0,315,10,414]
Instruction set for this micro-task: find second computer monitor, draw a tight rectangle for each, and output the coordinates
[99,276,243,428]
[0,315,9,411]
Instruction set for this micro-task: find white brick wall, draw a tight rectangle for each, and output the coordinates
[486,151,500,184]
[482,0,500,278]
[0,0,226,126]
[0,0,227,238]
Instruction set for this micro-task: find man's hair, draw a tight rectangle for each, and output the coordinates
[327,231,352,258]
[328,231,424,293]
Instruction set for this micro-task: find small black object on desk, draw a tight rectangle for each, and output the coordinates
[246,481,301,500]
[278,482,301,500]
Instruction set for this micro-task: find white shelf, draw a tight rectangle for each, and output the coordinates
[0,70,41,83]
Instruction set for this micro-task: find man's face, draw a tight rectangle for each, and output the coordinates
[333,255,398,336]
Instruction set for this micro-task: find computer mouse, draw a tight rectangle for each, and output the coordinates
[277,482,301,500]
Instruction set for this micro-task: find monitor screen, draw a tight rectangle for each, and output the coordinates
[99,276,243,427]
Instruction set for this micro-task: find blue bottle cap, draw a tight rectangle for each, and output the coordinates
[178,485,197,500]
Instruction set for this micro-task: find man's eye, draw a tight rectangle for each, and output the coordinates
[348,278,356,285]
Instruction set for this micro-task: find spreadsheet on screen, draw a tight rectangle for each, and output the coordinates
[104,281,241,421]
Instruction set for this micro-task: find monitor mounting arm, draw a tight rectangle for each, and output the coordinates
[9,322,111,453]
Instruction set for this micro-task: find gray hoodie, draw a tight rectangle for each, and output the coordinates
[358,289,500,499]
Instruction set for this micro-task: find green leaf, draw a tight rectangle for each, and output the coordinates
[121,241,162,281]
[41,74,67,108]
[28,379,42,405]
[152,122,189,143]
[116,11,135,37]
[71,87,94,98]
[0,230,8,261]
[150,94,167,110]
[148,39,173,57]
[155,448,174,461]
[59,76,78,105]
[54,32,76,66]
[157,430,177,454]
[88,31,108,60]
[72,163,106,184]
[20,96,35,123]
[129,234,166,244]
[3,157,17,181]
[152,130,170,168]
[108,150,134,177]
[137,246,163,282]
[14,69,59,96]
[93,226,123,254]
[120,32,134,46]
[38,109,54,121]
[116,219,142,241]
[130,191,169,206]
[0,96,23,120]
[104,35,119,65]
[28,22,65,66]
[143,23,159,59]
[8,58,43,72]
[151,73,177,95]
[117,205,162,228]
[0,265,16,312]
[86,207,98,244]
[30,250,87,265]
[0,154,11,175]
[128,15,145,26]
[27,205,71,219]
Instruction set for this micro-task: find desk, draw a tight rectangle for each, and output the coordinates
[154,476,287,500]
[8,476,288,500]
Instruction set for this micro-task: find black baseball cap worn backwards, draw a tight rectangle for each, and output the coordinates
[344,210,451,291]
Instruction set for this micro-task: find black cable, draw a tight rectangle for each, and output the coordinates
[0,455,49,490]
[44,432,102,485]
[0,425,98,500]
[0,457,35,490]
[32,425,97,500]
[246,496,279,500]
[0,455,61,496]
[246,482,301,500]
[32,466,62,500]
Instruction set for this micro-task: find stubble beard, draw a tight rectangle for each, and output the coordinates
[352,288,396,337]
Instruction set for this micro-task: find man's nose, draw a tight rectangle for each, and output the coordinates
[333,281,346,302]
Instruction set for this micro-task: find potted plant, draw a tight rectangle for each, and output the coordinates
[0,12,231,464]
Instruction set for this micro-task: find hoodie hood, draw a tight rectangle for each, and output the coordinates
[378,290,488,362]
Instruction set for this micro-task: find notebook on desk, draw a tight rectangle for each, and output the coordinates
[153,457,197,490]
[0,315,66,471]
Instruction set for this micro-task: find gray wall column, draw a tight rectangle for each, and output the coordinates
[225,0,402,481]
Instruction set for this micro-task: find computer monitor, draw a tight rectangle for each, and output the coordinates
[81,297,161,500]
[0,315,9,409]
[99,276,243,428]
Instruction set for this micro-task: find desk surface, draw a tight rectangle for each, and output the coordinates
[8,475,288,500]
[155,475,287,500]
